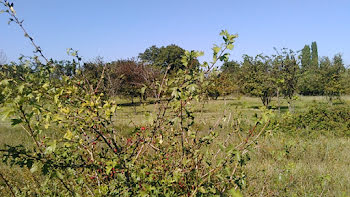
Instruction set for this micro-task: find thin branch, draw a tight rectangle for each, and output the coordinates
[3,2,49,63]
[0,172,16,197]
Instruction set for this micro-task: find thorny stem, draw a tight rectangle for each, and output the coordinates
[91,126,115,153]
[1,1,49,63]
[18,105,42,152]
[58,177,75,196]
[180,100,185,156]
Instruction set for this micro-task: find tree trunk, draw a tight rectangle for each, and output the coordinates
[287,99,294,113]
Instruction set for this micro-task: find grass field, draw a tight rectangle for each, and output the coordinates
[1,95,350,196]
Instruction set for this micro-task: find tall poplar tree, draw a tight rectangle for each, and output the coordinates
[300,45,311,70]
[311,41,319,68]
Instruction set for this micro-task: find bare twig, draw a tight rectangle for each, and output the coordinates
[2,1,49,63]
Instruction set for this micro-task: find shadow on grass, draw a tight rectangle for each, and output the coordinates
[250,105,290,111]
[117,100,158,107]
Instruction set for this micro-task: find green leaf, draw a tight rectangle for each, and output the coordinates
[213,45,221,54]
[227,188,243,197]
[54,94,59,104]
[42,82,49,89]
[56,171,64,179]
[45,140,57,154]
[64,130,73,140]
[30,163,39,173]
[10,6,16,15]
[227,44,234,50]
[0,79,11,86]
[11,118,22,126]
[198,186,207,193]
[2,107,14,120]
[220,30,228,36]
[140,86,147,95]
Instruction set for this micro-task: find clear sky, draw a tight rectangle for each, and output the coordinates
[0,0,349,65]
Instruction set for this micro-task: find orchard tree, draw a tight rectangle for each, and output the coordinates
[273,49,299,112]
[106,60,147,103]
[81,57,108,94]
[298,70,324,95]
[239,54,276,107]
[322,54,345,102]
[341,67,350,94]
[206,71,238,100]
[221,60,240,73]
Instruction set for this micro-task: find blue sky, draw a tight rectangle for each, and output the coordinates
[0,0,349,65]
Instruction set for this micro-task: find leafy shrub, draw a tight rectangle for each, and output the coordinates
[0,7,264,194]
[275,103,350,136]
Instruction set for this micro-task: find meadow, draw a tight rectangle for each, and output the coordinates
[1,95,350,196]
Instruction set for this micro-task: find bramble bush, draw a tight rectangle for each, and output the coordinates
[0,2,269,196]
[272,103,350,137]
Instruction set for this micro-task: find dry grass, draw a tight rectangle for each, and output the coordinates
[1,95,350,196]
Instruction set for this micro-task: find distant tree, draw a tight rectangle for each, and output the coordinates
[221,60,240,73]
[106,59,154,103]
[138,45,160,65]
[239,54,276,107]
[322,54,345,102]
[300,45,311,71]
[139,44,186,72]
[298,43,323,96]
[298,70,323,95]
[207,71,238,100]
[311,41,319,68]
[52,60,77,77]
[81,57,107,93]
[273,49,299,112]
[341,67,350,95]
[216,60,241,98]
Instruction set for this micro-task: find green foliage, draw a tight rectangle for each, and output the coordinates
[298,69,324,96]
[138,44,194,72]
[311,41,319,68]
[298,42,322,96]
[272,49,299,112]
[239,54,276,107]
[322,54,346,101]
[0,22,264,195]
[341,68,350,94]
[221,60,240,73]
[207,71,238,100]
[300,45,311,71]
[275,103,350,136]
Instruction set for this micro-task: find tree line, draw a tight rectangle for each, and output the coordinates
[217,42,349,109]
[1,41,349,109]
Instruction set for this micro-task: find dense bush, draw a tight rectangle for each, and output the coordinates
[275,103,350,136]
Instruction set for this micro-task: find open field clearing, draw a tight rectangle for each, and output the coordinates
[2,96,350,196]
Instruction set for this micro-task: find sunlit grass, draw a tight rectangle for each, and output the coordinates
[1,95,350,196]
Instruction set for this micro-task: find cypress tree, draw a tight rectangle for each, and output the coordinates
[301,45,311,70]
[311,41,319,68]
